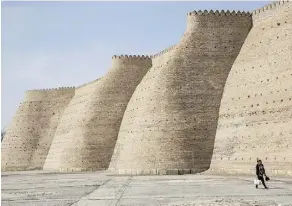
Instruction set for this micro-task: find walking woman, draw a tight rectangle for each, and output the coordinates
[256,159,269,189]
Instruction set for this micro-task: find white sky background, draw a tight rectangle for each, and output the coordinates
[1,1,271,128]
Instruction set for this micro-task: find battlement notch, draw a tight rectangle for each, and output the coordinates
[111,54,152,67]
[26,86,75,93]
[252,0,290,16]
[112,54,151,60]
[186,9,252,32]
[24,87,75,101]
[76,78,101,89]
[187,10,251,17]
[151,45,177,59]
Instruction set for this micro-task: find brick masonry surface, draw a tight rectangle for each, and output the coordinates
[109,10,252,175]
[209,1,292,177]
[1,88,75,171]
[2,1,292,177]
[43,56,152,172]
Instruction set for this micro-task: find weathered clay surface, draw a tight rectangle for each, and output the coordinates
[209,1,292,177]
[43,80,99,172]
[43,56,151,172]
[108,11,252,175]
[1,88,75,171]
[2,2,292,176]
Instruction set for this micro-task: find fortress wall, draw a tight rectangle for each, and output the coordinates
[109,11,252,175]
[43,79,100,171]
[151,45,176,67]
[43,56,152,172]
[1,87,75,171]
[209,2,292,176]
[252,1,290,24]
[75,78,100,89]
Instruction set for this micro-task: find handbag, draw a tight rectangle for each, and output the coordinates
[254,179,261,185]
[265,176,270,181]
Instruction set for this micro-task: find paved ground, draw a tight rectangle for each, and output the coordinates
[1,171,292,206]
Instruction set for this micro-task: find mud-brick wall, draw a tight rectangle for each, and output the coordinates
[1,88,75,171]
[151,45,176,68]
[109,10,253,175]
[43,56,152,172]
[209,1,292,177]
[43,79,100,171]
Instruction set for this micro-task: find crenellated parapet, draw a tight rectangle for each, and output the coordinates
[186,9,252,32]
[150,45,177,59]
[187,10,251,17]
[112,54,151,60]
[252,1,291,23]
[26,86,75,92]
[111,54,152,67]
[24,87,75,101]
[76,78,101,89]
[150,45,177,67]
[252,0,290,15]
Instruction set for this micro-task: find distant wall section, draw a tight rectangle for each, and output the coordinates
[44,55,152,172]
[1,87,75,171]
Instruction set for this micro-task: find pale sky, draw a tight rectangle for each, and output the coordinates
[1,1,270,128]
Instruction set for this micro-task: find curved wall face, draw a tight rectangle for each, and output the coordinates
[209,2,292,176]
[27,89,76,170]
[1,88,75,171]
[43,56,152,172]
[109,11,252,175]
[43,80,100,171]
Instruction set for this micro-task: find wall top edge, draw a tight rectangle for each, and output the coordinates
[112,55,151,60]
[187,10,251,17]
[26,87,75,92]
[76,78,101,89]
[252,0,290,15]
[151,45,176,59]
[22,1,291,94]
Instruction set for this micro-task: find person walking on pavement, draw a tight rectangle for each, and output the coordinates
[256,158,269,189]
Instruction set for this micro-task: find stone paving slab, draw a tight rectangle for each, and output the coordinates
[1,171,292,206]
